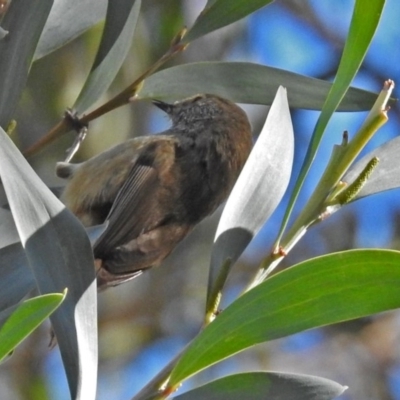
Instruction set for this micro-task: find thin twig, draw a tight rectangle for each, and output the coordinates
[23,29,188,158]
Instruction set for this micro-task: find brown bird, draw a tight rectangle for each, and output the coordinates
[56,94,252,288]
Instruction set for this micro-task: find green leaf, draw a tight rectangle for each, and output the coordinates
[184,0,274,43]
[0,0,53,127]
[172,372,346,400]
[170,249,400,385]
[73,0,141,113]
[0,292,66,362]
[276,0,386,242]
[138,62,384,111]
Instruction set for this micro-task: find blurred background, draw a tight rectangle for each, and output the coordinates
[1,0,400,399]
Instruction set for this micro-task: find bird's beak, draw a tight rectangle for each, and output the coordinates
[152,99,174,114]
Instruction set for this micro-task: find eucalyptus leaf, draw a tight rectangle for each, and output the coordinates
[170,249,400,385]
[35,0,107,60]
[207,86,293,309]
[342,135,400,199]
[73,0,141,113]
[172,372,346,400]
[0,0,53,127]
[0,292,66,363]
[184,0,274,43]
[138,62,385,111]
[0,127,97,400]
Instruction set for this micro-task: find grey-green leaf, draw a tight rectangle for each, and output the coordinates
[35,0,107,60]
[73,0,141,113]
[0,0,53,127]
[0,243,35,312]
[207,86,294,307]
[0,127,97,400]
[0,222,106,313]
[342,136,400,200]
[184,0,274,43]
[172,372,346,400]
[138,62,384,111]
[0,207,19,248]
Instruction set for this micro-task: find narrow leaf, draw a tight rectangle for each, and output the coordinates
[0,292,66,362]
[170,249,400,384]
[0,207,19,248]
[0,224,106,313]
[343,136,400,199]
[172,372,346,400]
[138,62,386,111]
[0,0,53,127]
[184,0,274,43]
[0,243,35,312]
[73,0,141,113]
[276,0,386,242]
[0,127,97,400]
[207,87,293,309]
[35,0,107,60]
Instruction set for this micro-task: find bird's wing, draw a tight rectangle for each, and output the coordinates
[93,136,176,258]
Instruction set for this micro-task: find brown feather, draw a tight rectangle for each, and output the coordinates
[58,94,253,288]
